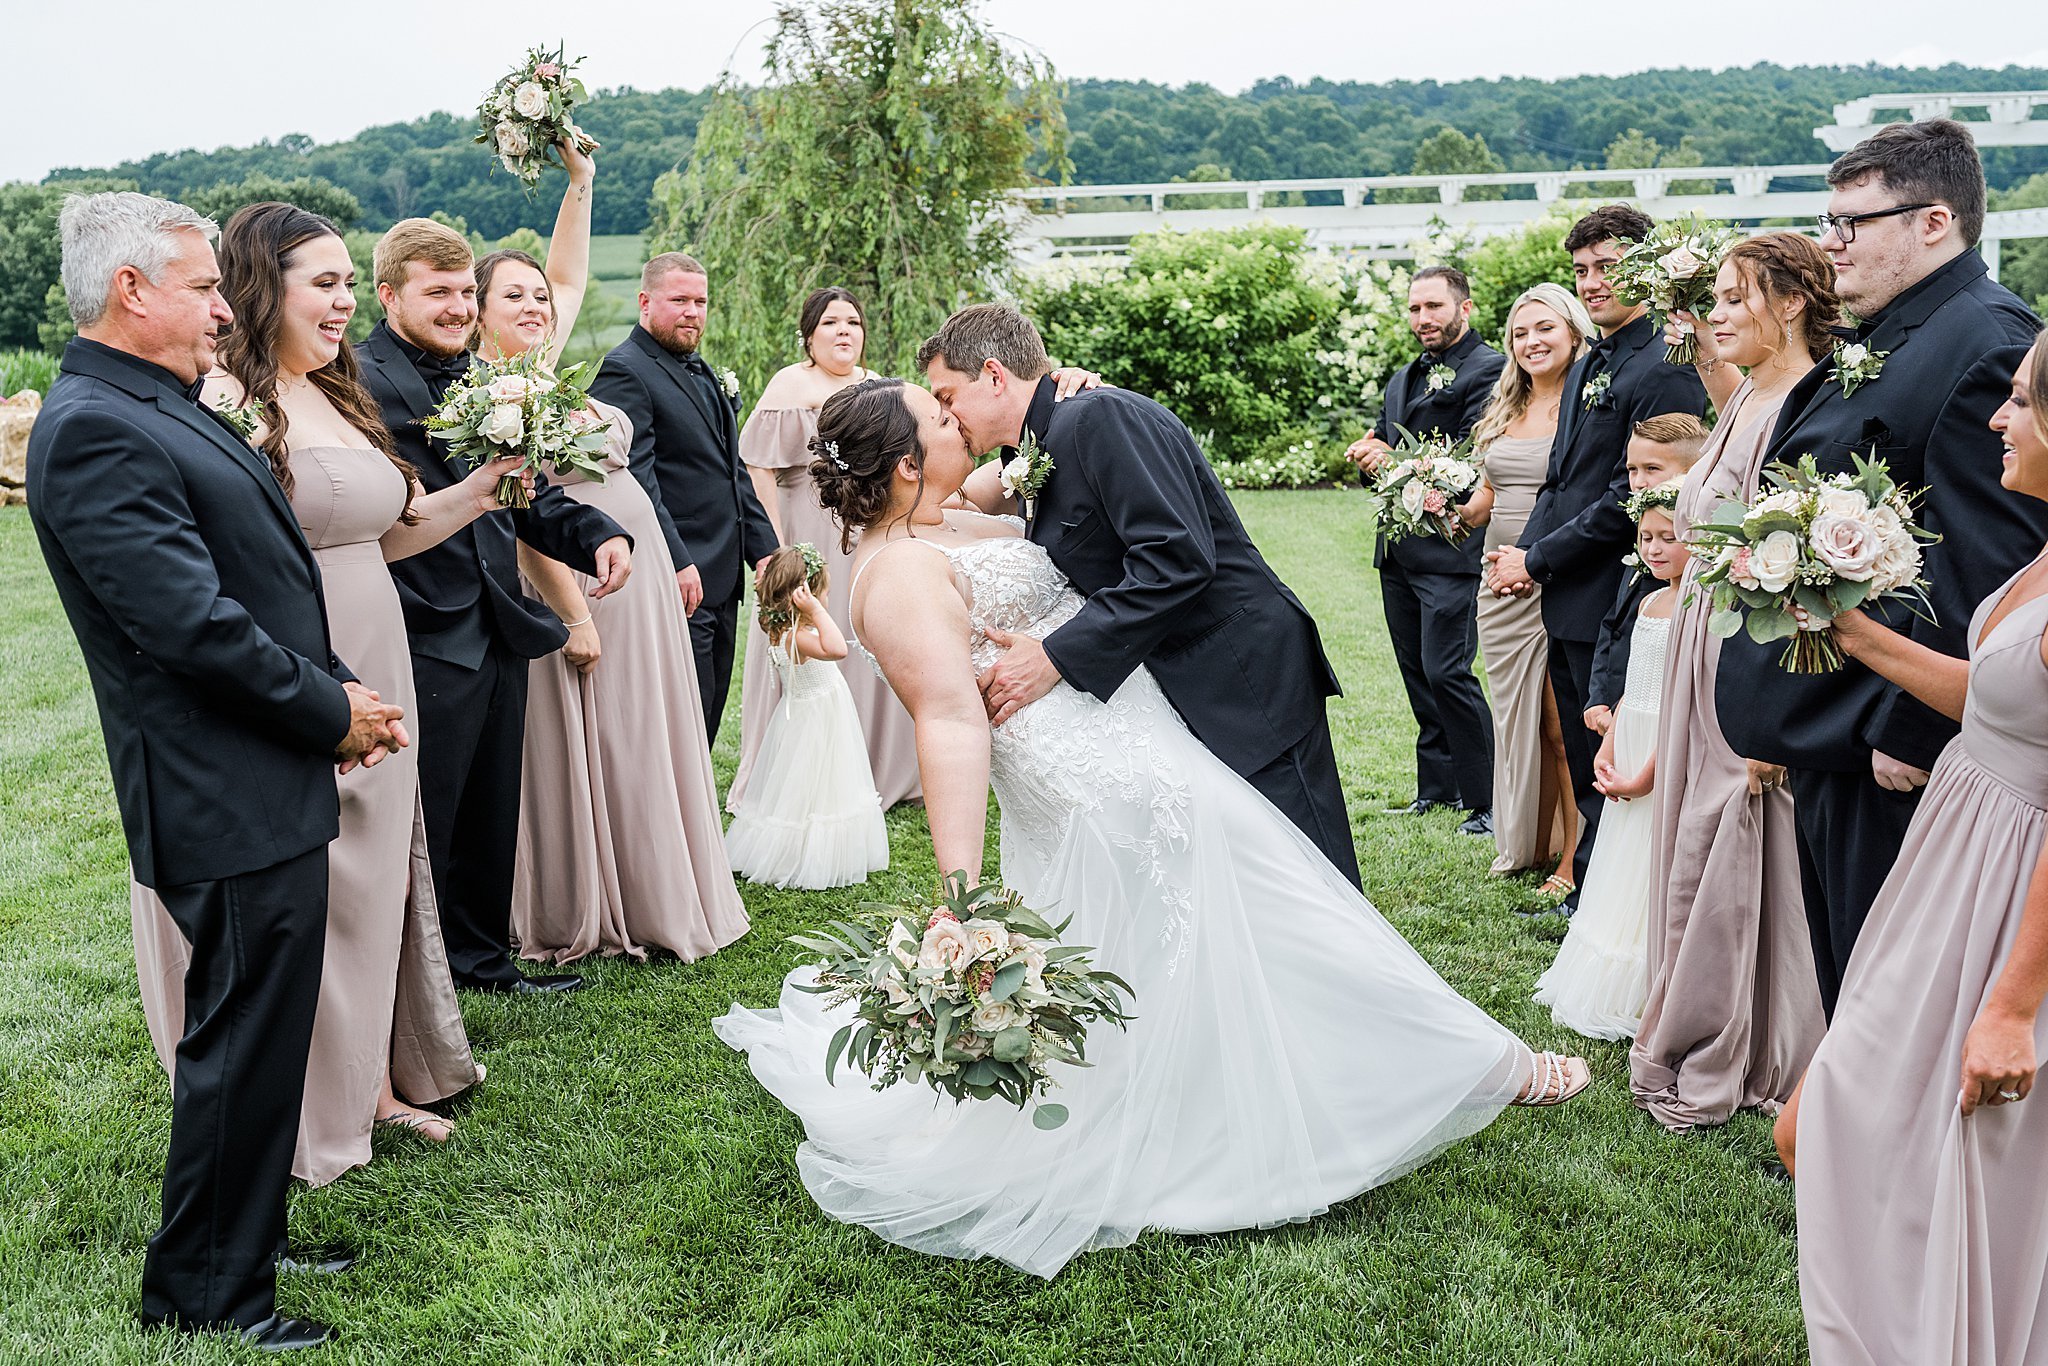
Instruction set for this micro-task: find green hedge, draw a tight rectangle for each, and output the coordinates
[0,348,57,398]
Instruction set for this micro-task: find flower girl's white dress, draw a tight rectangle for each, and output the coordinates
[724,640,888,889]
[1532,593,1671,1040]
[716,522,1537,1278]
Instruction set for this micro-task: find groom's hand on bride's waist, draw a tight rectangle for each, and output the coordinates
[980,626,1062,727]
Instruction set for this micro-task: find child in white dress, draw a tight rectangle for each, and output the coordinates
[1533,480,1688,1040]
[726,544,889,889]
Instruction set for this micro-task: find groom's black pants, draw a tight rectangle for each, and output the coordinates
[140,846,328,1329]
[1248,721,1362,889]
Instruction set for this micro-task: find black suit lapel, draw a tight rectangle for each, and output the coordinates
[638,332,723,437]
[364,327,440,424]
[153,390,307,539]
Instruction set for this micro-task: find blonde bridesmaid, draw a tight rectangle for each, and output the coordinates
[134,201,495,1180]
[498,141,750,964]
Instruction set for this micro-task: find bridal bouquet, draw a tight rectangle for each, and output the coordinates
[791,874,1135,1130]
[475,44,599,193]
[1607,216,1743,364]
[1689,453,1936,673]
[1362,426,1481,545]
[424,349,610,508]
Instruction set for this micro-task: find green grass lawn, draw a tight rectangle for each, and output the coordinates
[0,492,1805,1364]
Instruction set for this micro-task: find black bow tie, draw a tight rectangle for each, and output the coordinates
[419,350,472,385]
[677,351,711,377]
[1828,322,1865,344]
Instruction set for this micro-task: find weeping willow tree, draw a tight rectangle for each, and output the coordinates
[645,0,1069,390]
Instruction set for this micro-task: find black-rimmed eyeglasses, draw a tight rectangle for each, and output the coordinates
[1816,203,1935,245]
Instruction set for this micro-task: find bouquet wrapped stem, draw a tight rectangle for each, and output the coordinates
[1690,452,1938,674]
[790,873,1134,1130]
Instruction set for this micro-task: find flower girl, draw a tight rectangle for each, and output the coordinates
[1533,480,1687,1039]
[726,544,890,889]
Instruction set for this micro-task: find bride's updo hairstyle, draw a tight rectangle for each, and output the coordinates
[809,377,922,553]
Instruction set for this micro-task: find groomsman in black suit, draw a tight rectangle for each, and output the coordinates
[30,193,405,1349]
[1715,120,2047,1016]
[589,252,779,735]
[1487,205,1707,900]
[925,304,1362,887]
[1347,265,1504,834]
[357,218,633,995]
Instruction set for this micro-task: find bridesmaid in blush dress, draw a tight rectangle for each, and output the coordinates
[729,288,920,810]
[1628,237,1831,1131]
[1463,284,1590,888]
[133,202,504,1180]
[1781,332,2048,1366]
[495,143,750,964]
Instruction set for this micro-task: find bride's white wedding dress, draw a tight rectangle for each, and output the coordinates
[714,523,1533,1277]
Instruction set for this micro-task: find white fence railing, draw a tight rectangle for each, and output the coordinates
[1818,91,2048,150]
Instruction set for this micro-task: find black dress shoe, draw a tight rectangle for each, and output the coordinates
[1457,809,1495,838]
[1760,1158,1793,1184]
[1387,798,1449,815]
[507,972,585,994]
[240,1316,337,1351]
[277,1249,356,1275]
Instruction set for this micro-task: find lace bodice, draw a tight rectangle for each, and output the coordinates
[768,639,840,701]
[1620,598,1671,715]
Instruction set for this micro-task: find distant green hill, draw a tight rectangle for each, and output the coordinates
[38,64,2048,240]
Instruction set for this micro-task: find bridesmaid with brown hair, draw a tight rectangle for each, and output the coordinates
[1780,330,2048,1366]
[728,287,920,810]
[495,140,751,964]
[1627,233,1831,1131]
[133,200,511,1175]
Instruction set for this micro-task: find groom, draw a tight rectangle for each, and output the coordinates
[921,304,1360,887]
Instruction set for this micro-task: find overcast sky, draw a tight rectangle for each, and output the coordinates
[9,0,2046,184]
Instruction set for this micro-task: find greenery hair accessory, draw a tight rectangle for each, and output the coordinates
[1624,477,1685,523]
[796,541,826,583]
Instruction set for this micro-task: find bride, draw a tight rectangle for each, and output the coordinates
[714,378,1589,1277]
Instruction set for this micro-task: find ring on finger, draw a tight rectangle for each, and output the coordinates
[1999,1089,2023,1102]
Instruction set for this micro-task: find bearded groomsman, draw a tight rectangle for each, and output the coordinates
[31,192,405,1348]
[358,218,633,995]
[1486,205,1708,904]
[1715,119,2047,1016]
[590,252,779,736]
[1347,265,1504,834]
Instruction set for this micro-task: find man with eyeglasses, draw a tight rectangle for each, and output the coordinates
[1714,118,2047,1019]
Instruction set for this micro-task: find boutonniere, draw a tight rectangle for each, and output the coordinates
[1829,342,1887,399]
[212,395,265,440]
[999,429,1055,520]
[1425,363,1457,394]
[717,365,741,399]
[1581,370,1614,410]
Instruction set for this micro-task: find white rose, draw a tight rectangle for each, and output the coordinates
[1815,486,1870,519]
[494,121,531,160]
[1657,243,1704,281]
[887,920,919,969]
[1839,343,1869,369]
[961,919,1008,961]
[1871,535,1921,593]
[1400,480,1428,518]
[1750,530,1802,593]
[511,81,550,120]
[478,403,525,445]
[1446,460,1479,491]
[970,1001,1026,1034]
[1809,512,1881,581]
[487,374,531,403]
[998,461,1029,498]
[1865,502,1904,541]
[918,918,973,975]
[882,976,917,1010]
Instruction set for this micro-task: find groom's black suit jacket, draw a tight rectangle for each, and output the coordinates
[1716,250,2045,772]
[1021,377,1341,775]
[27,339,354,887]
[356,323,626,669]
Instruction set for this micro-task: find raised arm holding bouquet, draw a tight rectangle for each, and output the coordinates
[1608,216,1743,365]
[477,44,599,194]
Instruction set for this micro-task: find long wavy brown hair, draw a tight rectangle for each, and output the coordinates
[217,202,415,520]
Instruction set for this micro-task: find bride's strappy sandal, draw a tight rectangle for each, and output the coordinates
[1512,1051,1591,1108]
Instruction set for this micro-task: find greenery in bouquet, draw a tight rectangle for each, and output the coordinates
[475,44,600,194]
[1362,426,1482,545]
[1606,216,1743,364]
[790,874,1135,1130]
[1690,453,1937,673]
[424,348,611,509]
